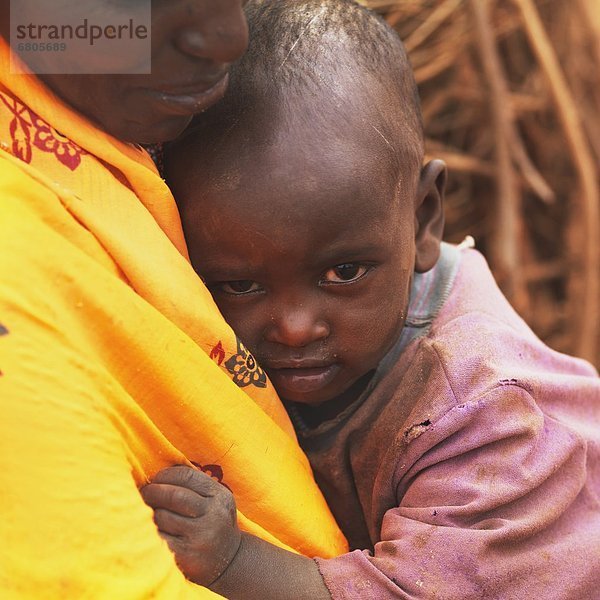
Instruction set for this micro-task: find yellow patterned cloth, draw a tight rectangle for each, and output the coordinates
[0,40,346,598]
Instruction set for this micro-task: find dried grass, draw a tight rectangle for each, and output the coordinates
[362,0,600,367]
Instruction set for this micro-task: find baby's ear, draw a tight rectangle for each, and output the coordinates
[414,159,446,273]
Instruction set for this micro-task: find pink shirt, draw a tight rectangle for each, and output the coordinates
[295,245,600,599]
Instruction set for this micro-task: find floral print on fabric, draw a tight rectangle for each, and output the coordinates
[225,338,267,389]
[0,92,86,170]
[209,340,226,366]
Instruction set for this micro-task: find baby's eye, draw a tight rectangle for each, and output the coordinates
[215,280,263,295]
[321,263,370,284]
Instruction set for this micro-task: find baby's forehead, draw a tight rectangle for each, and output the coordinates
[174,135,411,242]
[220,116,396,187]
[200,136,407,227]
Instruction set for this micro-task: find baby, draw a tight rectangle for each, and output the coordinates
[142,1,600,598]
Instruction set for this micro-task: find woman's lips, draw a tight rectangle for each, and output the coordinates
[266,364,341,395]
[146,74,229,116]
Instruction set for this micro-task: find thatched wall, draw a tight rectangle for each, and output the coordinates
[363,0,600,368]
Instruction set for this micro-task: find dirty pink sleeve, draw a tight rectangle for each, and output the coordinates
[315,385,600,599]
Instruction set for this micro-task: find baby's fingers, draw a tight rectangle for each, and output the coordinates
[152,465,220,496]
[153,508,198,537]
[141,483,206,518]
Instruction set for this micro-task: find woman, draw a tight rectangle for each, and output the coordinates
[0,1,346,597]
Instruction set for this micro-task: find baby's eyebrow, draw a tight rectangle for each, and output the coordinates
[198,264,263,281]
[311,243,388,265]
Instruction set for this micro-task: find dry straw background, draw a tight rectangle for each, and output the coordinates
[361,0,600,368]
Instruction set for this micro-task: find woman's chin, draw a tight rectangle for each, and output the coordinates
[111,114,194,145]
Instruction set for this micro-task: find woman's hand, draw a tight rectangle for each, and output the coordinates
[140,465,241,586]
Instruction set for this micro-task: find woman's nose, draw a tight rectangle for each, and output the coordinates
[263,308,330,348]
[174,1,249,64]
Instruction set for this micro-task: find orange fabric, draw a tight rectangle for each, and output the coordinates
[0,40,347,598]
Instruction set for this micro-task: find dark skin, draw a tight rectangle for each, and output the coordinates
[143,89,446,597]
[0,0,250,143]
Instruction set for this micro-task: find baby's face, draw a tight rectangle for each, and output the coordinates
[173,122,418,409]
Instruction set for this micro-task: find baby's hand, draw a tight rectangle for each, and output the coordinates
[141,465,241,586]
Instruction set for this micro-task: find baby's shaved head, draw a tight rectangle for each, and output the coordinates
[167,0,424,194]
[242,0,419,98]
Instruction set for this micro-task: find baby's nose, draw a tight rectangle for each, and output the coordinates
[263,308,330,348]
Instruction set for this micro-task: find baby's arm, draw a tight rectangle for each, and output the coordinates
[141,466,331,600]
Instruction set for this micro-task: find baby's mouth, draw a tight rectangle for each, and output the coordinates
[264,362,341,395]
